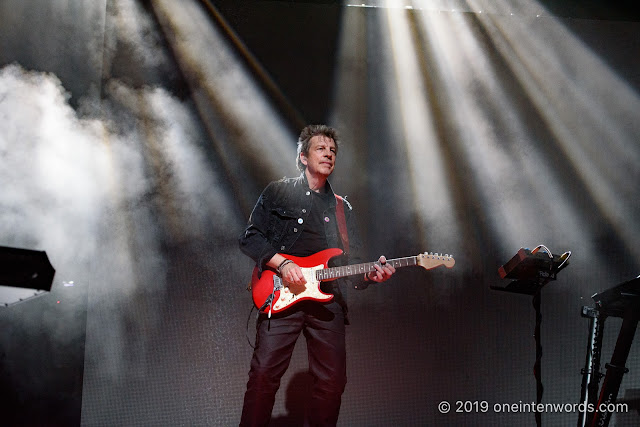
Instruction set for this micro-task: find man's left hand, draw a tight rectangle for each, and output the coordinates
[366,255,395,282]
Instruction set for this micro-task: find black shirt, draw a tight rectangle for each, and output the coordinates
[287,189,335,257]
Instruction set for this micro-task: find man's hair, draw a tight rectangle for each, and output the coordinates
[296,124,340,172]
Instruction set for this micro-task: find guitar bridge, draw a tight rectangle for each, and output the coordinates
[273,275,283,291]
[266,275,284,318]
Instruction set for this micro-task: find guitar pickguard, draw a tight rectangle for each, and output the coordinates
[271,264,332,312]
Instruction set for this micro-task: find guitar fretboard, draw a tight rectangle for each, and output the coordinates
[316,256,417,281]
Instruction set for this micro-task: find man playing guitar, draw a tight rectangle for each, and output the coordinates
[238,125,395,426]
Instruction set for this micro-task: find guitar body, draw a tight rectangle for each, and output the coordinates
[251,248,343,314]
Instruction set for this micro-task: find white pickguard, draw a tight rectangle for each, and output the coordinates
[272,264,332,311]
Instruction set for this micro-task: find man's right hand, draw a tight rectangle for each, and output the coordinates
[280,262,307,295]
[268,254,308,292]
[280,261,305,283]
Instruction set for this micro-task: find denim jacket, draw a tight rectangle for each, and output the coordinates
[239,174,368,293]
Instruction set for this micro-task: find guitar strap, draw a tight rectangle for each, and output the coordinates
[334,195,350,254]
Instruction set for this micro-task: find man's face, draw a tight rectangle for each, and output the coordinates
[301,135,336,178]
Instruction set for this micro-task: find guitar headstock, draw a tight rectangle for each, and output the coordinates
[417,252,455,270]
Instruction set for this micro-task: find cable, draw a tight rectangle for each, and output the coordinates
[557,251,572,270]
[531,244,553,258]
[245,304,257,348]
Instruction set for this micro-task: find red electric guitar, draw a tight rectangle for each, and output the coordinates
[251,248,455,315]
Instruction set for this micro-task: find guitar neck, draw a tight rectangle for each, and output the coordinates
[316,256,417,281]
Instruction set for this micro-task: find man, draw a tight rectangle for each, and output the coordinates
[239,125,395,426]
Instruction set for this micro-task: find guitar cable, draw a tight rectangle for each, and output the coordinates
[245,304,257,349]
[247,292,279,348]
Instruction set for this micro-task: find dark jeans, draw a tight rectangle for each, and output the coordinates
[240,301,347,427]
